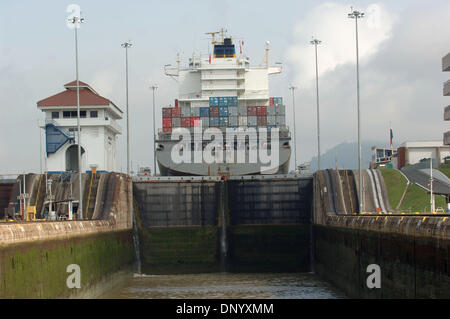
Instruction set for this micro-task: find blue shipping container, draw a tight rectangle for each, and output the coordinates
[200,107,210,117]
[219,117,229,126]
[228,96,238,106]
[209,97,219,106]
[219,106,229,117]
[218,97,228,107]
[210,117,219,126]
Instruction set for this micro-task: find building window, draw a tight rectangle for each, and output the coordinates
[51,112,59,119]
[63,111,71,118]
[90,111,98,118]
[80,111,86,118]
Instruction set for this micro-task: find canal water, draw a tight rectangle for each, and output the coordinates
[100,272,345,299]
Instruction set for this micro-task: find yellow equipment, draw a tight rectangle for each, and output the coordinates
[26,206,36,221]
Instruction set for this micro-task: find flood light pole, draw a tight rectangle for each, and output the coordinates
[68,13,84,220]
[348,8,364,213]
[310,38,322,171]
[289,86,298,170]
[150,84,158,175]
[121,41,132,175]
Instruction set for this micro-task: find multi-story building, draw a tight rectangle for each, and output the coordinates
[443,52,450,144]
[37,81,122,173]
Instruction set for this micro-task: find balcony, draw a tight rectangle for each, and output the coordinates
[444,80,450,96]
[444,105,450,121]
[443,53,450,72]
[444,131,450,145]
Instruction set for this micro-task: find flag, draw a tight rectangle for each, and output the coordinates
[390,128,393,147]
[209,54,211,64]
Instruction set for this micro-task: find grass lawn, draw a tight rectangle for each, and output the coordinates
[379,168,408,209]
[399,183,446,213]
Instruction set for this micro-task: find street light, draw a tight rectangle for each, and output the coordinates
[150,84,158,175]
[348,8,364,214]
[68,13,84,220]
[121,41,132,175]
[310,38,322,171]
[289,86,298,170]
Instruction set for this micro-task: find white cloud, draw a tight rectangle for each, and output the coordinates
[286,2,394,87]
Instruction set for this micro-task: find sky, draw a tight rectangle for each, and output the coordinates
[0,0,449,174]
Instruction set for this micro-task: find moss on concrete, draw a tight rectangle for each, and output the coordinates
[0,230,134,298]
[228,225,311,272]
[139,226,220,274]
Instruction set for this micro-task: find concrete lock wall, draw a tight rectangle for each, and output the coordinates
[0,172,135,298]
[313,171,450,298]
[133,176,313,274]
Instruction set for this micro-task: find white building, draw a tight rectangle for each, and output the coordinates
[397,140,450,169]
[37,81,122,173]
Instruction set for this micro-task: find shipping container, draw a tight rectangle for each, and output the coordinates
[201,117,210,127]
[209,106,219,117]
[219,117,229,127]
[219,106,229,117]
[171,107,181,118]
[181,106,191,117]
[257,106,267,116]
[228,106,238,116]
[163,118,172,128]
[238,106,247,116]
[267,115,276,126]
[276,115,286,125]
[190,107,200,117]
[228,96,238,107]
[247,106,257,116]
[267,125,276,131]
[172,117,181,127]
[209,97,219,107]
[257,115,267,126]
[162,107,172,118]
[228,116,238,126]
[218,97,228,107]
[248,115,257,127]
[269,97,274,106]
[238,116,248,126]
[273,97,283,105]
[210,117,219,127]
[181,117,191,127]
[267,106,276,116]
[190,117,201,127]
[163,127,172,133]
[275,104,285,115]
[199,107,210,117]
[175,99,179,107]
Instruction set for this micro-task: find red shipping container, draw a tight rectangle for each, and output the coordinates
[162,107,172,118]
[247,106,257,116]
[210,107,219,117]
[163,127,172,133]
[269,97,274,106]
[257,106,267,116]
[163,118,172,128]
[175,99,179,107]
[190,117,201,127]
[257,115,267,126]
[171,107,181,117]
[181,117,191,127]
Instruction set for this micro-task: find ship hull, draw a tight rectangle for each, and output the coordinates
[156,139,291,176]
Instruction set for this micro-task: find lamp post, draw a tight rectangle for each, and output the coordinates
[348,8,364,213]
[310,38,322,171]
[68,13,84,220]
[150,84,158,175]
[289,86,298,170]
[121,41,132,175]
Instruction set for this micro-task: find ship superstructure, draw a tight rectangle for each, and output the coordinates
[157,29,291,176]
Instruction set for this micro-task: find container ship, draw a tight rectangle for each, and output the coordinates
[156,29,291,176]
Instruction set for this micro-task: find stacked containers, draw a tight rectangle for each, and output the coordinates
[171,107,181,117]
[275,103,286,126]
[238,106,247,116]
[210,106,219,117]
[172,117,181,128]
[200,107,209,128]
[228,105,238,128]
[162,107,172,133]
[181,106,190,117]
[210,117,219,127]
[181,117,191,127]
[190,117,201,127]
[209,97,219,107]
[191,107,200,117]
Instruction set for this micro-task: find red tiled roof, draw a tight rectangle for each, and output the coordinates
[37,81,121,112]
